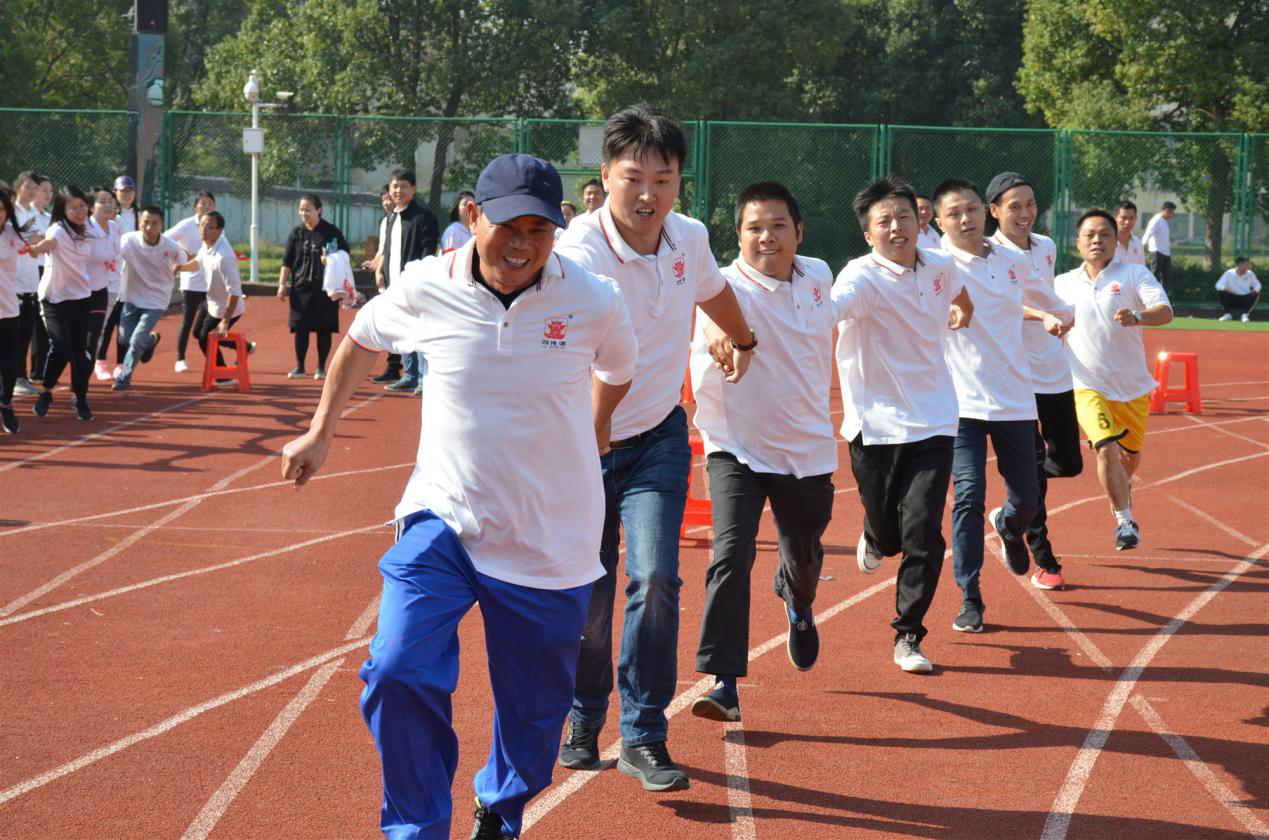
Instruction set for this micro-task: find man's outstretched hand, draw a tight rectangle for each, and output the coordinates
[281,430,331,487]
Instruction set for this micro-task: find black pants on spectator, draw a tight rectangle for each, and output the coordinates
[96,298,124,362]
[84,288,110,369]
[294,328,332,371]
[695,452,834,678]
[194,302,241,368]
[40,296,93,398]
[1148,251,1172,289]
[1026,390,1084,573]
[0,316,19,405]
[17,292,45,380]
[848,433,954,642]
[177,290,207,361]
[1218,291,1257,317]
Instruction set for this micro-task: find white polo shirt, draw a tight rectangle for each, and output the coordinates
[196,233,245,319]
[1216,268,1260,296]
[1143,213,1171,256]
[989,230,1073,394]
[1053,260,1171,402]
[917,225,941,252]
[388,209,405,286]
[690,256,838,478]
[832,248,963,445]
[440,221,472,254]
[347,240,638,589]
[1113,234,1145,266]
[38,223,95,304]
[165,215,208,292]
[87,217,121,294]
[14,204,46,294]
[556,201,727,440]
[120,232,184,311]
[0,227,25,318]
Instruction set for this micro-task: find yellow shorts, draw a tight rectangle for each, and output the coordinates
[1074,390,1149,453]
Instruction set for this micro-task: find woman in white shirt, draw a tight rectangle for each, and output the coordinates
[439,191,475,253]
[0,189,29,433]
[95,176,139,377]
[85,188,122,381]
[25,185,98,421]
[12,172,50,394]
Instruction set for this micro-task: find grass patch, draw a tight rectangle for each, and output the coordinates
[1154,315,1269,332]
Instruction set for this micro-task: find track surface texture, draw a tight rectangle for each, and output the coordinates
[3,298,1267,840]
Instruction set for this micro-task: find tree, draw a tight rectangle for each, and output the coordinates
[1018,0,1269,271]
[0,0,132,109]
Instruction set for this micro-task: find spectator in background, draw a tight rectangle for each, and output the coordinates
[1143,201,1176,289]
[113,176,139,235]
[560,200,577,227]
[174,211,246,374]
[1215,256,1260,322]
[1113,201,1145,266]
[581,177,604,213]
[0,188,27,433]
[165,191,217,372]
[364,184,402,385]
[95,175,139,379]
[11,172,49,396]
[440,191,475,253]
[85,188,121,384]
[375,168,438,394]
[915,194,941,251]
[278,194,349,380]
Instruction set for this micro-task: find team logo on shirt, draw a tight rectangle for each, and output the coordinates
[812,285,824,306]
[1046,254,1054,266]
[1008,268,1018,283]
[672,257,686,284]
[1109,283,1122,294]
[932,273,944,294]
[542,315,573,349]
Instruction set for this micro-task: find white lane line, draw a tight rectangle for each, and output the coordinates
[0,396,210,474]
[723,721,757,840]
[0,635,374,807]
[1149,451,1269,487]
[0,525,386,628]
[181,595,381,840]
[1181,414,1269,450]
[1201,379,1269,388]
[1170,497,1262,548]
[1129,695,1269,840]
[520,576,896,833]
[1150,416,1264,437]
[1040,541,1269,840]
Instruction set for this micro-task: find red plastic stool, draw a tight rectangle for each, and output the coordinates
[681,434,713,539]
[1149,351,1200,414]
[202,332,252,393]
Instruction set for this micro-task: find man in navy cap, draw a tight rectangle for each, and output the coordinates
[282,154,639,840]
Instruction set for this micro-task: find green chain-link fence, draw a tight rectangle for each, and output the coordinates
[4,107,1265,304]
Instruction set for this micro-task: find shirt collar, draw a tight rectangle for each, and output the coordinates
[448,237,565,290]
[1080,259,1120,284]
[596,201,680,264]
[733,256,804,293]
[868,249,924,277]
[944,237,994,266]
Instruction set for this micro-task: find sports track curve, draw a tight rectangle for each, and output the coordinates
[1,298,1266,840]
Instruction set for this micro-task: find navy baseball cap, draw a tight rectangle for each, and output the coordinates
[985,172,1032,206]
[114,175,136,190]
[475,154,565,227]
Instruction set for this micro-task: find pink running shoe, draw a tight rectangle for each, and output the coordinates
[1031,568,1066,590]
[94,360,113,381]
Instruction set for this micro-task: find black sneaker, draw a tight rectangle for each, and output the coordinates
[111,378,131,391]
[247,341,257,355]
[72,396,93,421]
[286,367,306,379]
[989,506,1030,575]
[1115,520,1139,551]
[691,680,740,722]
[558,719,602,770]
[952,602,984,633]
[385,377,419,392]
[0,405,18,434]
[468,797,505,840]
[787,608,819,670]
[371,369,400,384]
[140,332,161,364]
[617,741,689,791]
[33,390,52,417]
[313,368,326,380]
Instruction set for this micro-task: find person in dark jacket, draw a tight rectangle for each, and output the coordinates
[278,194,350,379]
[375,168,439,392]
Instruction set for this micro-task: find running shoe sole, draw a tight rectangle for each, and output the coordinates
[691,695,740,722]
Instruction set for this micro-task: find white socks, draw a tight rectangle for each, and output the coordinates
[1114,506,1134,525]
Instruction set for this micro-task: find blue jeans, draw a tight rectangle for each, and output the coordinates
[401,351,425,381]
[360,510,591,839]
[571,405,691,745]
[951,418,1039,606]
[117,303,165,384]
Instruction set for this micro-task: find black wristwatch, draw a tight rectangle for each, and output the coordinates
[730,329,758,353]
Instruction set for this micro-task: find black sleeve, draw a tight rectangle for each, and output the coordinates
[410,209,440,260]
[282,228,300,269]
[333,223,350,254]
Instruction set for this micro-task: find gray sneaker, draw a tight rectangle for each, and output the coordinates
[558,720,602,770]
[952,603,984,633]
[856,532,883,574]
[12,377,38,396]
[617,741,689,791]
[894,633,933,672]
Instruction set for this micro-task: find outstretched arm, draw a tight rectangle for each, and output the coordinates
[281,339,380,486]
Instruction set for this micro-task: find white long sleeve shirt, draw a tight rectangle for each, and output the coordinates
[1143,213,1171,256]
[1215,268,1260,296]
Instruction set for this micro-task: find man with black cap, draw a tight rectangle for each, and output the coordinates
[281,154,638,840]
[986,171,1084,591]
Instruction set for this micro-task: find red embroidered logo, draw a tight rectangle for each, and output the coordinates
[933,274,944,294]
[544,319,568,340]
[673,257,685,280]
[1047,254,1054,266]
[1008,268,1017,281]
[812,285,823,304]
[1109,283,1121,294]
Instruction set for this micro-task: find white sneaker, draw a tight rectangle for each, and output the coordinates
[856,532,882,574]
[894,633,933,673]
[94,360,113,381]
[174,359,189,372]
[1218,313,1233,321]
[12,378,39,396]
[1241,313,1251,322]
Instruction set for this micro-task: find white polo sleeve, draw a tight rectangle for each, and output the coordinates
[348,262,428,354]
[221,246,243,298]
[830,264,879,323]
[693,243,728,304]
[1019,255,1074,321]
[1130,264,1171,310]
[592,278,639,386]
[1215,269,1232,291]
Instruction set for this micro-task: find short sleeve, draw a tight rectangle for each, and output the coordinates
[282,229,300,269]
[347,261,428,355]
[1133,266,1171,310]
[693,235,727,304]
[591,279,639,386]
[831,265,877,322]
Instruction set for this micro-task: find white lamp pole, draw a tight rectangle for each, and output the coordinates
[243,71,262,284]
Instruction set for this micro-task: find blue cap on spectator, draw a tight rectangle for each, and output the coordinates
[476,154,565,227]
[114,175,136,190]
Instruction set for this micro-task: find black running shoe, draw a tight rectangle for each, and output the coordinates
[691,680,740,722]
[0,405,18,434]
[787,609,819,670]
[140,331,161,364]
[33,391,52,417]
[558,719,602,770]
[74,397,94,421]
[371,369,400,384]
[989,506,1030,575]
[617,741,689,791]
[468,797,505,840]
[952,602,984,633]
[1115,520,1139,551]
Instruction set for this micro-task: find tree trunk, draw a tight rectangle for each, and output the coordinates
[1204,145,1231,273]
[428,88,465,214]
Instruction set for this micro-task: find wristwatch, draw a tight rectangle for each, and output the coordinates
[730,329,758,352]
[1131,310,1143,325]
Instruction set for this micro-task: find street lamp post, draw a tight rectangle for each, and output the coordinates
[241,71,292,285]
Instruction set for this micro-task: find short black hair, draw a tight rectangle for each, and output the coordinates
[916,194,932,203]
[1236,255,1250,265]
[602,104,688,171]
[140,205,164,220]
[203,210,226,230]
[932,178,981,210]
[300,193,323,211]
[582,178,602,191]
[1161,201,1177,211]
[389,168,416,187]
[449,190,475,223]
[195,190,215,205]
[1115,200,1138,214]
[734,181,802,229]
[852,176,918,230]
[1075,209,1116,233]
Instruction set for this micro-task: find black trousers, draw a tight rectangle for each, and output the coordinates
[848,433,954,642]
[0,316,19,404]
[1027,390,1084,572]
[177,290,207,361]
[1218,290,1257,316]
[1147,251,1172,289]
[96,297,124,362]
[294,328,332,369]
[696,451,834,677]
[194,301,242,367]
[84,288,109,368]
[18,291,47,380]
[40,296,93,398]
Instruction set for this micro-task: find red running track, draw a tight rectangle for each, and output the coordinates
[1,298,1267,839]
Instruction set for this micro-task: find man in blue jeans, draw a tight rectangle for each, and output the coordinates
[933,179,1072,633]
[554,105,757,792]
[112,207,184,390]
[281,155,638,839]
